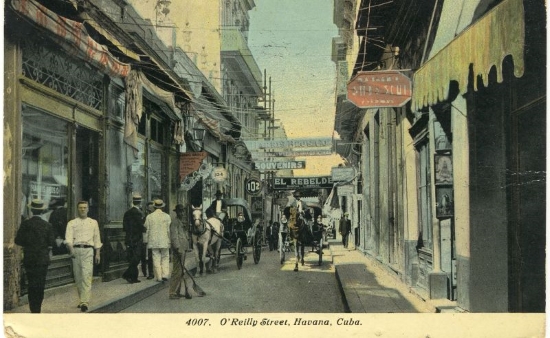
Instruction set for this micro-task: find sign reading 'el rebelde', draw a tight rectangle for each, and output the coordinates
[273,176,333,190]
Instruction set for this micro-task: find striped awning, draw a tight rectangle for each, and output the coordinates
[194,111,236,144]
[411,0,525,111]
[11,0,130,78]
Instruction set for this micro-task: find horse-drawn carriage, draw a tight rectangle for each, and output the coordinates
[220,198,262,269]
[280,201,325,270]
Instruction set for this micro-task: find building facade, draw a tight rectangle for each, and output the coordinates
[3,0,264,310]
[334,0,545,312]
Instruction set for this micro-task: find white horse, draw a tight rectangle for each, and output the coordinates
[205,209,224,273]
[191,205,211,276]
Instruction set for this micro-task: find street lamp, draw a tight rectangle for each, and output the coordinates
[192,125,206,151]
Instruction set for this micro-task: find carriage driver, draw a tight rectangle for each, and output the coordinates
[289,191,308,218]
[207,190,227,220]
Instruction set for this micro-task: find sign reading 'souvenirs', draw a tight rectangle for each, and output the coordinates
[347,70,412,108]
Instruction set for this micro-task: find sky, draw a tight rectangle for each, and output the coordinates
[248,0,345,176]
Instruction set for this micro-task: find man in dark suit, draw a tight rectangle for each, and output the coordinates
[207,190,227,219]
[48,197,68,255]
[122,194,146,283]
[15,199,56,313]
[339,213,352,248]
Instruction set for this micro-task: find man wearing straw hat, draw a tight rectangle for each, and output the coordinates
[15,199,56,313]
[122,194,146,284]
[144,199,171,282]
[65,201,103,312]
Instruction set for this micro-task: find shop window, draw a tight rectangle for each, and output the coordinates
[151,118,166,144]
[109,84,125,120]
[22,108,69,254]
[138,113,146,136]
[417,139,432,249]
[149,147,164,199]
[129,140,147,201]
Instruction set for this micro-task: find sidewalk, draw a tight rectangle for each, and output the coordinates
[6,248,237,314]
[329,240,450,313]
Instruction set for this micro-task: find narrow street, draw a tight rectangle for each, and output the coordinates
[122,248,344,313]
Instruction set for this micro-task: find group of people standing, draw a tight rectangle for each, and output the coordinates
[15,193,205,313]
[122,195,204,300]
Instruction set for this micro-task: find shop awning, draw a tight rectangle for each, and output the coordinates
[411,0,524,111]
[193,109,237,144]
[124,69,181,153]
[10,0,130,78]
[79,12,141,61]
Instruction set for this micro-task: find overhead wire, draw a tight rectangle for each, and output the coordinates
[13,1,341,138]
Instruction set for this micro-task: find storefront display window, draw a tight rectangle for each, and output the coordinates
[417,140,432,249]
[149,146,164,199]
[22,109,69,216]
[129,140,147,201]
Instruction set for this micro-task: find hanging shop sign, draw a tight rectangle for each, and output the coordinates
[254,160,306,171]
[337,184,355,195]
[331,166,356,182]
[273,176,333,190]
[179,152,208,181]
[211,167,228,183]
[244,137,333,150]
[347,70,411,108]
[250,148,332,158]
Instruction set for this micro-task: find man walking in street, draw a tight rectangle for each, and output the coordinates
[122,194,146,284]
[144,199,171,282]
[339,212,351,248]
[169,204,204,299]
[65,201,102,312]
[15,199,56,313]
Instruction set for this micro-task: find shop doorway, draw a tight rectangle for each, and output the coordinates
[75,127,100,221]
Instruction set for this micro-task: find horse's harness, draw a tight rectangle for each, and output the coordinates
[288,206,305,240]
[190,218,208,237]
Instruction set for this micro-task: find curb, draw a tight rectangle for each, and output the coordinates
[334,267,352,313]
[91,245,266,313]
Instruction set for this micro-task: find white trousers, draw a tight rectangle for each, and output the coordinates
[73,247,94,304]
[151,248,170,281]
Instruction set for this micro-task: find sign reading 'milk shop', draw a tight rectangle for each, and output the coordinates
[273,176,333,190]
[347,70,411,108]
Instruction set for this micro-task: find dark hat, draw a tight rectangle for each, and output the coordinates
[173,204,185,212]
[153,199,165,209]
[215,190,223,197]
[29,199,47,211]
[49,197,66,208]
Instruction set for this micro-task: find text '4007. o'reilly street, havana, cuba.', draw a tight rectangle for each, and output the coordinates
[218,317,362,326]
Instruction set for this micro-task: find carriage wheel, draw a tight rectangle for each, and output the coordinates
[236,238,243,270]
[253,234,261,264]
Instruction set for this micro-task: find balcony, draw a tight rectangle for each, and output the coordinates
[221,26,263,95]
